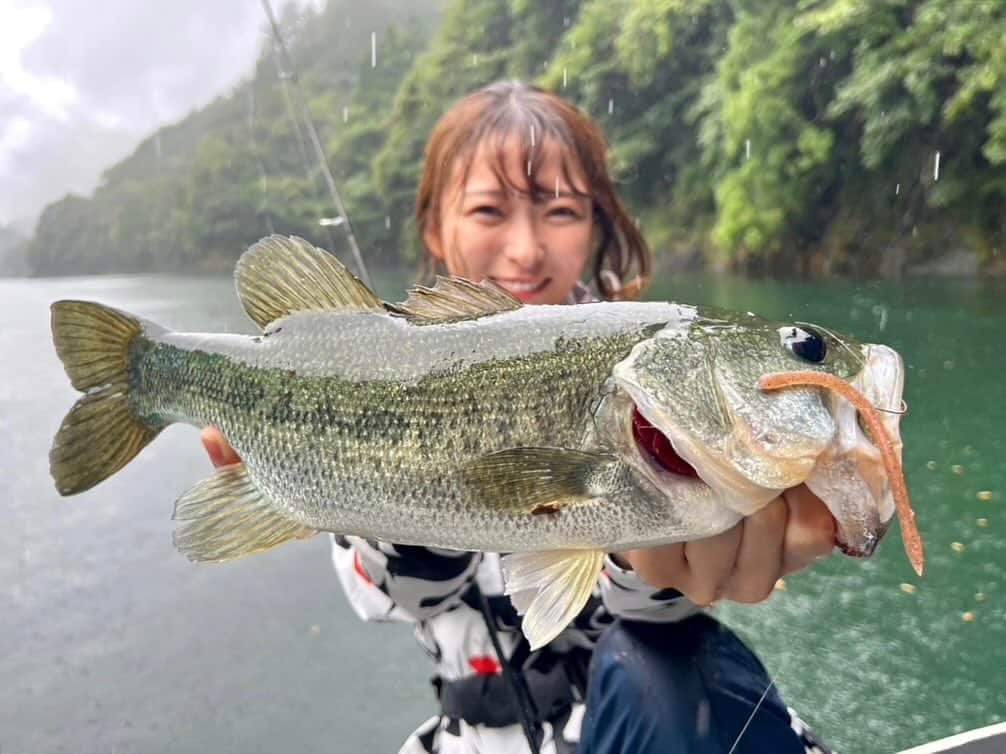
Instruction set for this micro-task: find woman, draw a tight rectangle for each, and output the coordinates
[202,80,836,754]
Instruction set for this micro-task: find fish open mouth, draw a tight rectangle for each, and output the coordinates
[630,405,699,478]
[759,367,923,576]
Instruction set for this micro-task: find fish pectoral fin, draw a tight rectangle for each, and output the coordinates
[235,235,382,329]
[502,549,605,650]
[393,276,522,324]
[172,463,316,562]
[463,447,617,513]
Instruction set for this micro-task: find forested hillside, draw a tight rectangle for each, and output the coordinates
[25,0,1006,277]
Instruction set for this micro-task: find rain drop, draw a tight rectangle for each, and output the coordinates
[934,150,941,181]
[371,32,377,68]
[608,99,614,115]
[872,304,888,331]
[895,183,900,195]
[343,106,349,123]
[745,139,751,159]
[563,68,568,88]
[385,216,391,230]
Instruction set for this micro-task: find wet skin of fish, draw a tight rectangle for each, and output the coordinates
[49,236,917,647]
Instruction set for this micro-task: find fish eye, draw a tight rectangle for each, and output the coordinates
[779,326,827,363]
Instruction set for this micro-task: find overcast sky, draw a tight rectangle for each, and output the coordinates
[0,0,300,231]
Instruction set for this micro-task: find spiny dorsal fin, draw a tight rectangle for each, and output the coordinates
[395,276,522,325]
[235,235,382,329]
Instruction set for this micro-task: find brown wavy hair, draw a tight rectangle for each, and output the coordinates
[414,80,651,301]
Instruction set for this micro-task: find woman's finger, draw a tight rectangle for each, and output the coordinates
[617,544,688,591]
[721,497,787,603]
[676,523,743,605]
[780,484,836,575]
[200,425,241,468]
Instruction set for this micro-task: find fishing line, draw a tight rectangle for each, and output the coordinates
[259,0,373,289]
[727,679,774,754]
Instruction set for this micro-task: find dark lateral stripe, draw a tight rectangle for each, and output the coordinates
[386,544,477,581]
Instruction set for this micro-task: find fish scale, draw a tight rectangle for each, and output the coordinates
[48,234,913,648]
[129,304,685,551]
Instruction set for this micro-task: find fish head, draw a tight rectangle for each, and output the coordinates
[802,343,904,558]
[609,308,906,559]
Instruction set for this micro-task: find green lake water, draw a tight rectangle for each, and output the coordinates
[1,271,1003,753]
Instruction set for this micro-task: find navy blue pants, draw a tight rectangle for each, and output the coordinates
[578,615,829,754]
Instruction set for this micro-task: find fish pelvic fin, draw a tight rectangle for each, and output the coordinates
[172,463,316,562]
[463,447,619,514]
[235,235,382,329]
[502,549,605,650]
[50,300,162,495]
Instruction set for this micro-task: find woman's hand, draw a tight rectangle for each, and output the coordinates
[200,425,241,468]
[614,485,836,606]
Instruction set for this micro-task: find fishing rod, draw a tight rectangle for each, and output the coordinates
[259,0,373,290]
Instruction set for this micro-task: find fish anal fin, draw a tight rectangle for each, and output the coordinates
[502,549,605,650]
[172,463,316,562]
[463,447,617,514]
[235,235,382,329]
[394,276,522,324]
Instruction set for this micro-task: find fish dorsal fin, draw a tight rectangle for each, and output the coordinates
[235,235,382,329]
[395,276,522,324]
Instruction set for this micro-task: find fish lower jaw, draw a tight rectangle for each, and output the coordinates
[836,537,877,559]
[835,518,889,559]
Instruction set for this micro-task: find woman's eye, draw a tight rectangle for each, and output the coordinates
[779,326,827,363]
[470,204,502,218]
[547,205,580,219]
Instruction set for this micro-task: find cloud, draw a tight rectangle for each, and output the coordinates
[0,0,292,228]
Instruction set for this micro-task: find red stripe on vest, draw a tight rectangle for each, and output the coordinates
[468,655,501,675]
[353,551,373,584]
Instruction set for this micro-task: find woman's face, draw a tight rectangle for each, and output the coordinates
[424,136,594,305]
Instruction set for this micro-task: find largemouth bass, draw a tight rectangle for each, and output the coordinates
[50,236,922,648]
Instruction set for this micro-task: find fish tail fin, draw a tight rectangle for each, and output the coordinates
[49,300,162,495]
